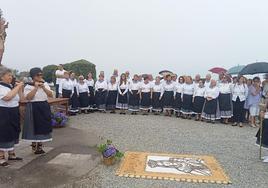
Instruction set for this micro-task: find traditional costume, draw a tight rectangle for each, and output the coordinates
[140,82,152,111]
[106,82,118,111]
[192,86,205,115]
[70,78,80,113]
[161,81,175,110]
[173,82,183,113]
[181,83,194,115]
[85,79,96,109]
[218,82,233,118]
[77,82,90,111]
[152,82,162,113]
[116,82,128,110]
[95,80,108,111]
[128,80,141,112]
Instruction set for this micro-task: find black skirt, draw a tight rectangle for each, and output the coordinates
[79,92,89,108]
[162,91,174,109]
[95,89,107,109]
[181,94,193,113]
[88,86,96,107]
[128,90,140,111]
[140,92,151,109]
[193,96,205,114]
[256,119,268,149]
[218,93,232,111]
[0,106,20,143]
[32,101,52,135]
[203,99,217,115]
[118,89,128,104]
[106,90,118,110]
[62,89,72,104]
[152,92,162,111]
[173,93,182,111]
[71,87,80,109]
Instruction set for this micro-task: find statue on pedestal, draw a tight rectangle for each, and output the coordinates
[0,9,8,66]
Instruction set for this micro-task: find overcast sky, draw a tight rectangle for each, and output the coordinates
[1,0,268,77]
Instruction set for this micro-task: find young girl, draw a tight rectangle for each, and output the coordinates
[128,74,141,114]
[181,76,194,119]
[152,76,162,115]
[117,73,128,114]
[95,74,108,112]
[201,80,220,123]
[106,76,118,113]
[160,74,175,116]
[140,76,152,115]
[77,75,90,114]
[192,80,205,121]
[173,76,184,117]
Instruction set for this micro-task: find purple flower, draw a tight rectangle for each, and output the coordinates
[103,145,117,158]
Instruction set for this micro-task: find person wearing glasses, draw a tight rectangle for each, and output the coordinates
[23,67,53,154]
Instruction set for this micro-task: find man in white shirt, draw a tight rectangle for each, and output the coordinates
[55,64,65,98]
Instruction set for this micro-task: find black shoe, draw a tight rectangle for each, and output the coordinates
[0,161,9,167]
[8,157,23,161]
[34,149,46,155]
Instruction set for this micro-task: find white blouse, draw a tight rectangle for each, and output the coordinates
[152,83,162,93]
[108,82,118,91]
[194,87,205,97]
[182,84,194,95]
[129,81,141,91]
[118,82,128,95]
[218,83,232,94]
[231,84,248,101]
[24,83,52,102]
[204,86,220,99]
[95,80,108,91]
[70,79,78,88]
[140,82,152,93]
[85,79,95,87]
[77,82,89,93]
[204,81,211,89]
[174,83,184,94]
[59,79,74,94]
[0,84,20,107]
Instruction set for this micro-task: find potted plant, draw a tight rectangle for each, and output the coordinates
[97,140,124,166]
[51,112,68,128]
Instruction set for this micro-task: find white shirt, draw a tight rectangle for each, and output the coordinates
[182,84,194,96]
[140,82,152,93]
[59,79,74,94]
[0,84,20,107]
[95,80,108,91]
[85,79,95,87]
[204,81,211,89]
[231,84,248,101]
[204,86,219,99]
[24,83,51,102]
[77,82,89,94]
[108,82,118,91]
[174,83,184,94]
[118,82,128,95]
[152,82,162,93]
[129,81,141,91]
[70,79,78,88]
[55,69,65,85]
[161,81,175,97]
[218,82,232,94]
[194,87,205,97]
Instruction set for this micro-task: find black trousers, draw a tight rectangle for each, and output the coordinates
[233,97,245,123]
[55,84,59,98]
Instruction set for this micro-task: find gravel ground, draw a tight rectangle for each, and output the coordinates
[69,112,268,188]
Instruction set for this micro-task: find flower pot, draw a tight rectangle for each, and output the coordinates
[103,156,116,166]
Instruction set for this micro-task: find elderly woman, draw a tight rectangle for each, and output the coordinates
[201,80,220,123]
[0,66,24,166]
[22,67,53,154]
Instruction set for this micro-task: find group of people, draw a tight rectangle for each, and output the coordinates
[0,66,53,166]
[56,66,263,127]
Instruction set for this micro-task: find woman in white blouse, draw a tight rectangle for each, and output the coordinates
[69,72,79,113]
[140,76,152,115]
[173,76,184,117]
[218,75,233,124]
[192,80,205,121]
[0,66,24,166]
[151,76,162,115]
[85,72,96,110]
[201,80,220,123]
[23,67,53,154]
[59,71,74,105]
[95,74,108,112]
[181,76,195,119]
[128,74,141,114]
[77,75,90,113]
[160,74,175,116]
[117,73,128,114]
[106,76,118,113]
[231,76,248,127]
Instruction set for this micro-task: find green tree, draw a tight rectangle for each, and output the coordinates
[42,64,58,83]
